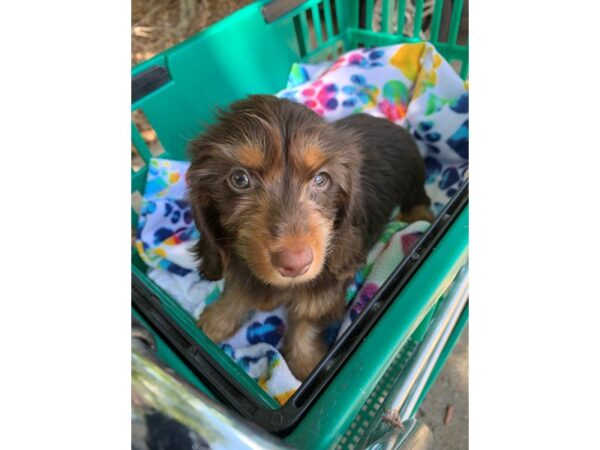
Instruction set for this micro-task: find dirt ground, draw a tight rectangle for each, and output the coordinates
[418,326,469,449]
[131,1,468,448]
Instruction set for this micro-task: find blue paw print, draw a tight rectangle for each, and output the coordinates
[414,121,443,153]
[425,158,467,196]
[450,93,468,114]
[447,119,468,159]
[153,227,174,244]
[160,199,194,226]
[424,156,442,184]
[340,74,378,109]
[348,49,385,68]
[439,167,460,190]
[439,162,468,196]
[246,316,285,347]
[141,200,157,216]
[238,354,264,372]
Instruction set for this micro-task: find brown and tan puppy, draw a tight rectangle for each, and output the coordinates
[187,95,432,380]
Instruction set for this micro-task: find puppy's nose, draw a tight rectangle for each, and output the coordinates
[271,247,313,278]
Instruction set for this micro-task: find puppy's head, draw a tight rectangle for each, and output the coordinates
[187,95,362,287]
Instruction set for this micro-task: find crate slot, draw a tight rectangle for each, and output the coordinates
[331,0,341,35]
[305,7,318,49]
[294,10,312,56]
[131,144,145,173]
[131,191,143,216]
[132,109,166,158]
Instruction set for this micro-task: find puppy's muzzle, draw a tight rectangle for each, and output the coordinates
[271,246,313,278]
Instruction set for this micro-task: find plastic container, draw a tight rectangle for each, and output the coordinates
[131,0,468,448]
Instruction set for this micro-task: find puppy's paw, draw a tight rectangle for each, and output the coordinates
[197,304,239,343]
[287,358,318,381]
[285,340,328,381]
[398,204,434,223]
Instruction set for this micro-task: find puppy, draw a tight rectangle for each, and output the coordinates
[186,95,432,380]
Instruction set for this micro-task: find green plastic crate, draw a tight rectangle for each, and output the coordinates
[132,0,468,448]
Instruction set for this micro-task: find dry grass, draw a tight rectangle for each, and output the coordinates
[132,0,253,66]
[131,0,253,167]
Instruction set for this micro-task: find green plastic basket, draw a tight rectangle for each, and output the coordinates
[132,1,468,448]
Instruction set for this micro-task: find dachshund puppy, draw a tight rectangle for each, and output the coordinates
[187,95,432,380]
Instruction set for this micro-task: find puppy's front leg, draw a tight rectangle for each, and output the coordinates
[283,317,329,381]
[283,281,347,380]
[197,279,252,343]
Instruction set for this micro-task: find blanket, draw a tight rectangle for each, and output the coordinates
[280,42,468,213]
[134,42,468,404]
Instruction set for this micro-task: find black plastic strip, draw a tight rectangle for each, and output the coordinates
[132,182,468,435]
[132,276,266,414]
[132,66,171,103]
[262,0,306,23]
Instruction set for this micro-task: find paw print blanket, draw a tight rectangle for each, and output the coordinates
[134,42,468,404]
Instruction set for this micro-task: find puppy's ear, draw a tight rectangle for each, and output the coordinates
[187,169,228,280]
[329,152,365,280]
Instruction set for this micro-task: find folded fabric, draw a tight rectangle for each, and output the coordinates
[135,42,469,404]
[147,269,223,319]
[135,159,200,276]
[279,42,468,215]
[337,217,427,339]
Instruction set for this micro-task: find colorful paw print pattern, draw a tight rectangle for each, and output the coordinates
[220,343,301,406]
[210,310,301,406]
[407,90,469,213]
[135,158,200,275]
[279,42,468,209]
[336,221,430,339]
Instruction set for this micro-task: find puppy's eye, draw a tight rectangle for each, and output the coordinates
[313,172,329,188]
[229,169,251,190]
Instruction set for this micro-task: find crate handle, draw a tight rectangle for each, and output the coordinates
[132,65,171,103]
[262,0,307,23]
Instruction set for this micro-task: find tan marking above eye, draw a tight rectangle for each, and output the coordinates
[237,146,264,169]
[302,147,327,172]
